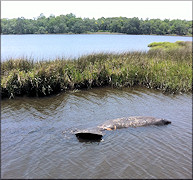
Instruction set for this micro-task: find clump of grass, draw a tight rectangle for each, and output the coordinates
[1,41,192,99]
[148,41,192,51]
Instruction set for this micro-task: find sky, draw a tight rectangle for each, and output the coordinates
[1,1,192,20]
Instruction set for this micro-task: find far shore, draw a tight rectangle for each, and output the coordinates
[1,32,192,37]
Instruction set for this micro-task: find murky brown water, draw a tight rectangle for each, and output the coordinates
[1,87,192,179]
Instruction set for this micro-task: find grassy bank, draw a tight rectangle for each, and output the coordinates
[1,41,192,99]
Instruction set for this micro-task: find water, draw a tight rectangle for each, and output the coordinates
[1,87,192,179]
[1,34,192,61]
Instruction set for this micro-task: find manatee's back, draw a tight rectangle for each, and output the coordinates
[74,116,171,141]
[97,116,171,129]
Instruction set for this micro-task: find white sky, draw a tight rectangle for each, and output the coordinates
[1,1,192,20]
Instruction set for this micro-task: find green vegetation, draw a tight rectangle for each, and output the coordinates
[1,13,192,36]
[148,41,192,50]
[1,41,192,99]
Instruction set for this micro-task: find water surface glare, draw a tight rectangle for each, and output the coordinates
[1,87,192,179]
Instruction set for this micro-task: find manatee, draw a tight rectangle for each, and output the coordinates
[75,127,104,140]
[75,116,171,141]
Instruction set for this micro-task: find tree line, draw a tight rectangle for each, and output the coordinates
[1,13,192,36]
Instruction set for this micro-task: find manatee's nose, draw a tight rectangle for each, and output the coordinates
[162,119,171,125]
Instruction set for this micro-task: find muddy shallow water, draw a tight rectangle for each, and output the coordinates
[1,87,192,179]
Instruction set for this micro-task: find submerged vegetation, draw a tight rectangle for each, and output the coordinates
[1,41,192,99]
[1,13,192,36]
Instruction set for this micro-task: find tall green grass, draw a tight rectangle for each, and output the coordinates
[1,41,192,99]
[148,41,192,51]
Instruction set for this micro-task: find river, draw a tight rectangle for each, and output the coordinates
[1,34,192,61]
[1,87,192,179]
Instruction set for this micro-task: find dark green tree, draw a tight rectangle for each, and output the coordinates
[1,13,192,36]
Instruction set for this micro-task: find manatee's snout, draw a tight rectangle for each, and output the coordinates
[155,119,171,126]
[163,119,171,125]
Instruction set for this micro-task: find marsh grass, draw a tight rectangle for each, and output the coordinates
[148,41,192,51]
[1,41,192,99]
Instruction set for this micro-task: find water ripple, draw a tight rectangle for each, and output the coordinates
[1,87,192,179]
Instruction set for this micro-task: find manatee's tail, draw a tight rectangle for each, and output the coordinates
[75,132,103,141]
[74,127,104,142]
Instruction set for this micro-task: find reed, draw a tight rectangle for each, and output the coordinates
[1,41,192,99]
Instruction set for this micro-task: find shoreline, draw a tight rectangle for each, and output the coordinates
[1,32,192,37]
[1,41,192,99]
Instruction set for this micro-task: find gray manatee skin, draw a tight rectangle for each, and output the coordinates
[75,116,171,140]
[97,116,171,130]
